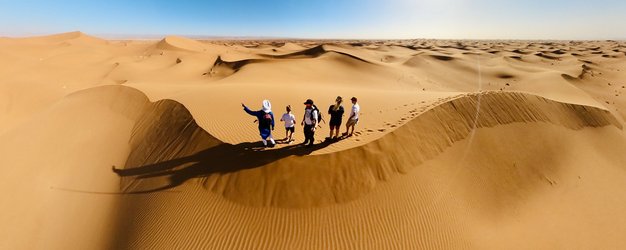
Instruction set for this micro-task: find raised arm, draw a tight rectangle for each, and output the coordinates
[243,105,258,116]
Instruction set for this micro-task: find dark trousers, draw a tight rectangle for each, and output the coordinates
[303,124,315,145]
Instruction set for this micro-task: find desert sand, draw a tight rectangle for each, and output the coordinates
[0,31,625,249]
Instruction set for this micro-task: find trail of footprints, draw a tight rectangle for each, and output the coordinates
[351,94,465,139]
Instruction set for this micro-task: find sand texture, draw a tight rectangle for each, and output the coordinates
[1,32,626,249]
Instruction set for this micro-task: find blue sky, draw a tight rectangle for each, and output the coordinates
[0,0,625,39]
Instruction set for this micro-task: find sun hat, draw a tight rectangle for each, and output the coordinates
[304,99,314,105]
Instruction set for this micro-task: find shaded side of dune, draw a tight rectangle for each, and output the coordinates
[115,89,621,208]
[204,56,267,79]
[265,44,373,64]
[118,99,222,192]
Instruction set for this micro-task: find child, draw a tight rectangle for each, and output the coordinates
[242,100,276,147]
[280,105,296,143]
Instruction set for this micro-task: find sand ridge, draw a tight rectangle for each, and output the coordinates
[112,88,621,208]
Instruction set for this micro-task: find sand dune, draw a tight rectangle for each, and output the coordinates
[1,32,626,249]
[117,90,620,207]
[12,31,108,45]
[156,35,208,52]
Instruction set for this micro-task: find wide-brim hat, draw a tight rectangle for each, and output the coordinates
[304,99,314,105]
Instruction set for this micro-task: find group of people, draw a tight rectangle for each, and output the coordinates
[242,96,360,148]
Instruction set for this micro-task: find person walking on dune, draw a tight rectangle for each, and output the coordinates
[242,100,276,147]
[280,105,296,144]
[301,99,319,147]
[327,96,345,140]
[343,97,360,137]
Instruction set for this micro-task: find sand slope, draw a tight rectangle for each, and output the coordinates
[1,33,626,249]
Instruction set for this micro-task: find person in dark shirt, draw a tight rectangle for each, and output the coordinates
[327,96,345,140]
[242,100,275,147]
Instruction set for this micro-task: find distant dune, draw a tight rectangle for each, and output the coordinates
[1,32,626,249]
[10,31,109,45]
[156,35,208,52]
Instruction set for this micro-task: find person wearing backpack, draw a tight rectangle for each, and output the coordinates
[301,99,319,147]
[242,99,276,147]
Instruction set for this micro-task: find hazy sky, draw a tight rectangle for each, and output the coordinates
[1,0,625,39]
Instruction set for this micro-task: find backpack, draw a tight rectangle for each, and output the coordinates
[308,105,323,123]
[260,112,273,128]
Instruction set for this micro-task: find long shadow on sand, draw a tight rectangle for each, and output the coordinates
[113,139,335,193]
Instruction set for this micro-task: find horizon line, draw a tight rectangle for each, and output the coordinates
[2,31,626,42]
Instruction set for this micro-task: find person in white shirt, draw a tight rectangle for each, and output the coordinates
[301,99,318,147]
[280,105,296,143]
[344,97,360,137]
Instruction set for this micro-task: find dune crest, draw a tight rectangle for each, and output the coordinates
[115,89,620,208]
[16,31,107,45]
[156,35,207,52]
[205,56,265,79]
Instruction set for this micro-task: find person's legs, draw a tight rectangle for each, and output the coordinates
[284,128,289,140]
[268,134,275,145]
[260,130,267,146]
[303,125,311,144]
[261,129,274,147]
[344,119,354,136]
[350,119,358,135]
[304,125,315,146]
[309,128,315,146]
